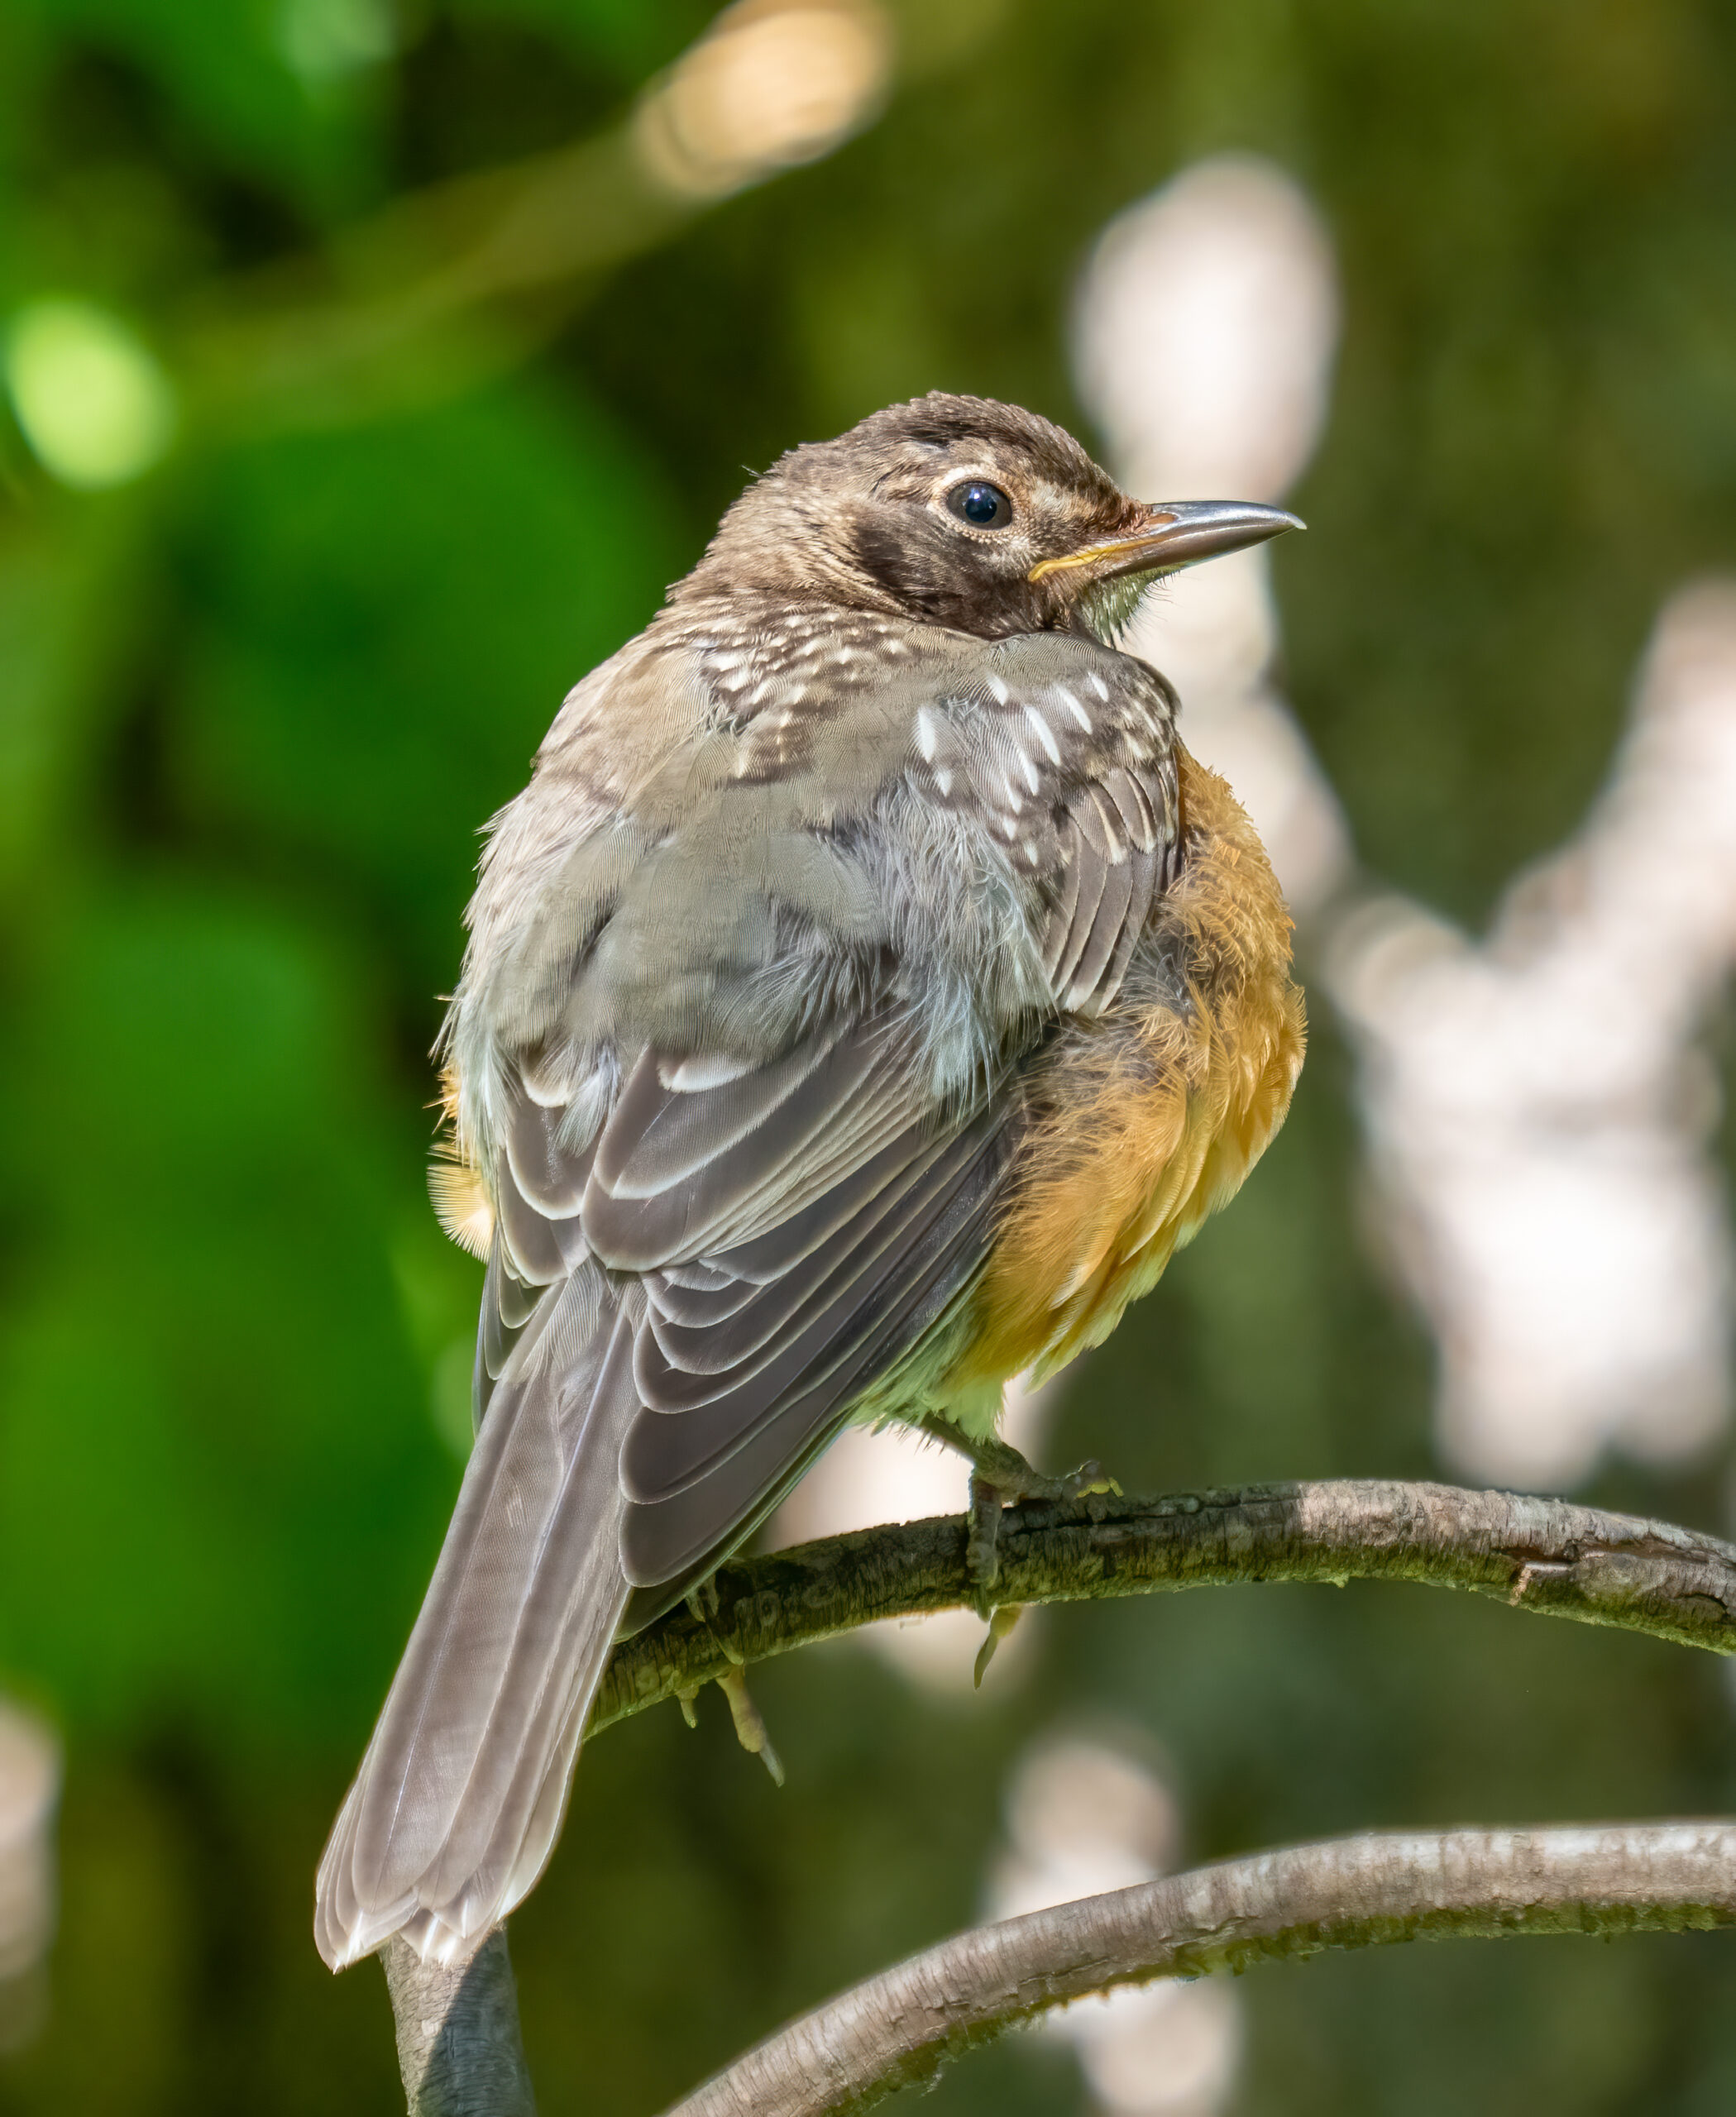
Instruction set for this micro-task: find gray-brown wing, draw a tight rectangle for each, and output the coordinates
[317,1020,1009,1972]
[497,1012,1020,1623]
[319,1006,999,1971]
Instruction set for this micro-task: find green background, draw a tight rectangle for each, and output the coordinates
[2,1,1735,2109]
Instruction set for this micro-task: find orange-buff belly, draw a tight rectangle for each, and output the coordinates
[958,749,1307,1393]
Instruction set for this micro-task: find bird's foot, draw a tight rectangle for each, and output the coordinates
[962,1440,1122,1606]
[681,1577,783,1780]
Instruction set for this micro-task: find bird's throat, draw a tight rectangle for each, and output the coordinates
[1074,567,1165,646]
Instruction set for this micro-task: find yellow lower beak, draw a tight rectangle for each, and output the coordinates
[1029,500,1303,585]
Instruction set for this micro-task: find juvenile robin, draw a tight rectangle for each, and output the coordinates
[315,393,1306,1970]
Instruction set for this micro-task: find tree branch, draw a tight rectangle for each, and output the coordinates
[377,1482,1736,2111]
[664,1822,1736,2117]
[382,1927,536,2117]
[593,1479,1736,1732]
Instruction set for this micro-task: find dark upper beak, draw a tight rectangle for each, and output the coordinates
[1028,500,1303,586]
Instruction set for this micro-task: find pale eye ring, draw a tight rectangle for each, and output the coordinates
[946,480,1013,530]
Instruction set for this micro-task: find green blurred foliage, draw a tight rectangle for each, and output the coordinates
[1,1,1734,2111]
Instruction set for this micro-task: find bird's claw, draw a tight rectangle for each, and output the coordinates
[1056,1458,1122,1501]
[973,1603,1023,1687]
[717,1665,785,1786]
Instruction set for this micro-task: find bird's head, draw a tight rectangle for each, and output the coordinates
[678,391,1300,642]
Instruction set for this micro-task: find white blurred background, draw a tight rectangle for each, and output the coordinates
[1326,585,1736,1486]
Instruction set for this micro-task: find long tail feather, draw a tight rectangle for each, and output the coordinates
[315,1284,639,1968]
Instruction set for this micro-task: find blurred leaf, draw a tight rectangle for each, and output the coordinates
[170,381,683,992]
[0,878,449,1741]
[442,0,709,83]
[0,498,155,895]
[11,0,385,212]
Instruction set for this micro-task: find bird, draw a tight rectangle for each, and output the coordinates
[314,392,1307,1971]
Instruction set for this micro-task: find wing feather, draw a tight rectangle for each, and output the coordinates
[629,1119,996,1420]
[641,1132,951,1360]
[618,1113,1007,1594]
[591,1034,845,1200]
[582,1031,898,1269]
[505,1094,593,1217]
[494,1160,570,1283]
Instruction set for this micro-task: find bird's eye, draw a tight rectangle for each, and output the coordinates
[946,480,1013,530]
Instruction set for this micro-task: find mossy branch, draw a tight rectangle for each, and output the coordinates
[592,1478,1736,1733]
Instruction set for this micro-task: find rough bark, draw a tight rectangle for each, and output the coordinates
[663,1822,1736,2117]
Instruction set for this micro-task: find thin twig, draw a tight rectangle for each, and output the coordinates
[664,1822,1736,2116]
[592,1479,1736,1733]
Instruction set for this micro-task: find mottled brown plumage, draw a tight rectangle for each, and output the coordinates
[316,393,1305,1972]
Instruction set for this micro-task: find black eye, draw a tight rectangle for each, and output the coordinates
[946,480,1013,530]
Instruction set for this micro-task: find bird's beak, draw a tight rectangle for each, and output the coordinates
[1028,500,1303,585]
